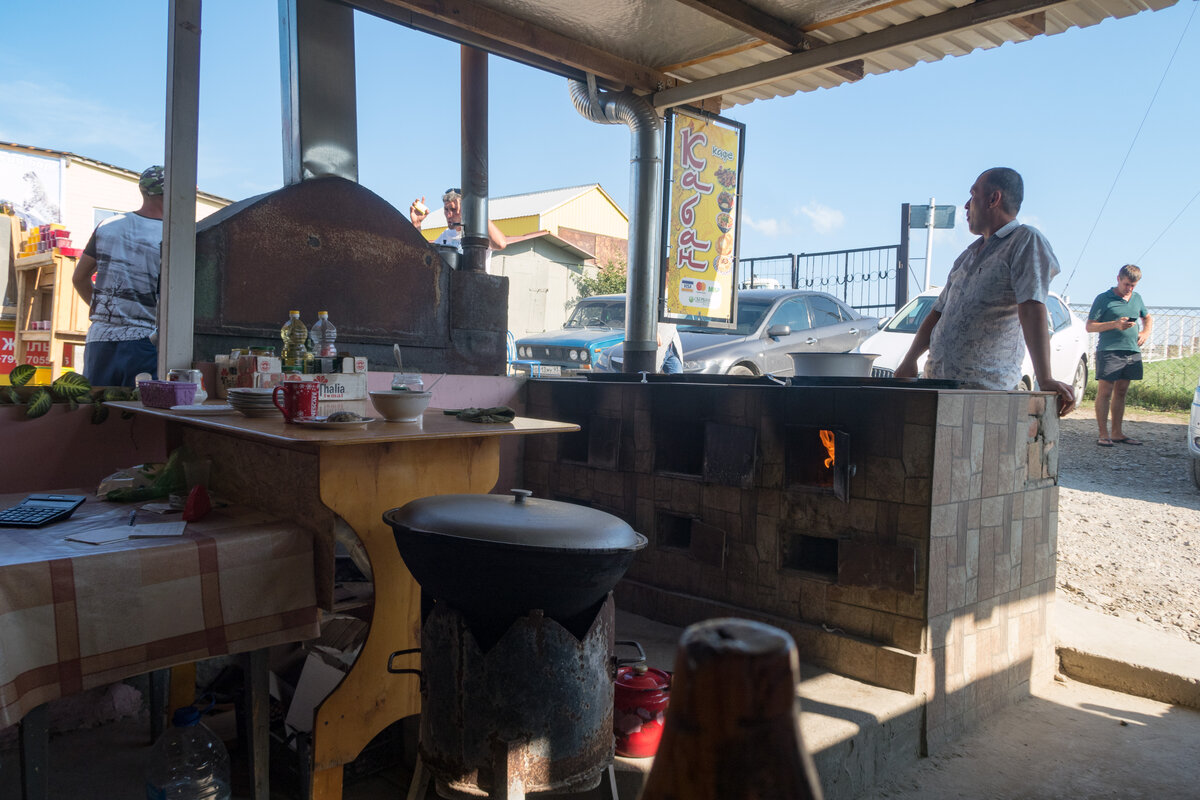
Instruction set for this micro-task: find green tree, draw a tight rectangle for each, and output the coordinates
[574,258,628,298]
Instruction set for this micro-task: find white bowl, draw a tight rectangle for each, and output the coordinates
[369,390,432,422]
[788,352,880,377]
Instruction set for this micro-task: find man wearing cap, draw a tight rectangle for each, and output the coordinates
[72,165,165,386]
[410,188,508,267]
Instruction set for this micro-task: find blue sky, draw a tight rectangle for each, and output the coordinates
[2,0,1197,307]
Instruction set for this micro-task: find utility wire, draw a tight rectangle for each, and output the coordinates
[1063,2,1197,293]
[1137,187,1200,262]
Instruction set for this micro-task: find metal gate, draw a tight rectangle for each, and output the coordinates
[739,243,905,318]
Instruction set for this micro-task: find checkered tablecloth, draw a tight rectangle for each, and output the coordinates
[0,492,320,728]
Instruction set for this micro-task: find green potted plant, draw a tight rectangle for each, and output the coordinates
[1,363,137,423]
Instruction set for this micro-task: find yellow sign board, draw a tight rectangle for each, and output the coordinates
[661,109,744,327]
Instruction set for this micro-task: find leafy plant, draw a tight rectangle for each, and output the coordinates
[2,364,136,422]
[25,388,53,419]
[51,371,92,401]
[574,258,628,299]
[9,364,35,387]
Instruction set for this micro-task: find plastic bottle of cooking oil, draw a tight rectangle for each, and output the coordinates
[280,310,309,373]
[310,311,338,357]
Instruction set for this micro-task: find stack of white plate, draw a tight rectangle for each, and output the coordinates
[226,387,279,418]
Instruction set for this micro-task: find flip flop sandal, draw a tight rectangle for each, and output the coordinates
[1113,437,1143,446]
[1096,438,1114,447]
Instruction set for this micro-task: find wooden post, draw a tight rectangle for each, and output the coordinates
[639,618,824,800]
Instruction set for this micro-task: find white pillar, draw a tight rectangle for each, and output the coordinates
[159,0,202,375]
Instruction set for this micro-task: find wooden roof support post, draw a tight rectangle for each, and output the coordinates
[160,0,202,377]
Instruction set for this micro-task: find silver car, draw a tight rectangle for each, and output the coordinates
[596,289,878,376]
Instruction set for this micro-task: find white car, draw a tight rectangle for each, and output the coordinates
[861,288,1089,399]
[1190,373,1200,489]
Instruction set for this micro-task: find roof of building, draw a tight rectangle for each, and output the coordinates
[422,183,627,228]
[344,0,1178,111]
[501,230,596,260]
[0,141,231,206]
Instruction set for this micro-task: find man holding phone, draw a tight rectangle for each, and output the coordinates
[1087,264,1152,447]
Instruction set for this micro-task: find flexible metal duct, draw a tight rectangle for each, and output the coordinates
[569,79,662,374]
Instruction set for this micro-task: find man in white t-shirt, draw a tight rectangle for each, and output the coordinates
[72,165,165,386]
[409,188,507,268]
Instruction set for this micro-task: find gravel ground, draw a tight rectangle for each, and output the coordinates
[1056,401,1200,645]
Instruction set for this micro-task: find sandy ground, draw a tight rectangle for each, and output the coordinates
[859,400,1200,799]
[1055,402,1200,645]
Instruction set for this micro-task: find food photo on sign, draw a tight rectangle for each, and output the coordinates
[660,108,745,330]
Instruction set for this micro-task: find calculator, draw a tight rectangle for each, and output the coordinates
[0,494,87,528]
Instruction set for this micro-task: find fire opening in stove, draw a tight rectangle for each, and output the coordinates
[785,425,851,501]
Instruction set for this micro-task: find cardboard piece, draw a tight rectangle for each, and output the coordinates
[284,648,350,734]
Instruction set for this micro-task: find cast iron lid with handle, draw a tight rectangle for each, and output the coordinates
[385,489,645,552]
[384,490,647,647]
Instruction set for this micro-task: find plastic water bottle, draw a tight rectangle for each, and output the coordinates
[280,309,309,373]
[145,705,232,800]
[311,310,338,357]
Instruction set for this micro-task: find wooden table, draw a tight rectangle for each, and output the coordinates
[109,401,578,800]
[0,489,321,798]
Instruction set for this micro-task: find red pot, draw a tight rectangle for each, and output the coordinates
[613,664,671,758]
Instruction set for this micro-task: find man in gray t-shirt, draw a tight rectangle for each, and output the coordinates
[896,168,1074,417]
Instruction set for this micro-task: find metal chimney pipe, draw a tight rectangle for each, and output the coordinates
[569,79,662,374]
[461,46,489,273]
[278,0,358,184]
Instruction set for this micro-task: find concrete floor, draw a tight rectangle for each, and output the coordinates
[3,607,1199,799]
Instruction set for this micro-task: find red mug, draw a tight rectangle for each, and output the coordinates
[272,381,320,422]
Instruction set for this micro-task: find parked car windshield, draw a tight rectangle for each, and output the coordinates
[884,295,938,333]
[679,299,773,337]
[565,300,625,329]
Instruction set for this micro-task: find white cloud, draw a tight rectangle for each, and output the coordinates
[799,201,845,234]
[0,79,160,166]
[742,214,783,237]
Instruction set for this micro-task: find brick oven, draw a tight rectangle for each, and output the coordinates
[523,376,1060,751]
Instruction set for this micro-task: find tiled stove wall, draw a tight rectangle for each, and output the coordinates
[523,381,1059,752]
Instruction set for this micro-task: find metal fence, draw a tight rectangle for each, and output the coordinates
[739,245,901,319]
[1069,303,1200,391]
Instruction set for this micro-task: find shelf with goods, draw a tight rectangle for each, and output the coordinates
[6,214,89,382]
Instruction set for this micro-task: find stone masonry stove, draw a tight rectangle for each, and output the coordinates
[523,375,1061,753]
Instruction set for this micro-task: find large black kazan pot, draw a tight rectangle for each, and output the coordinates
[384,490,647,641]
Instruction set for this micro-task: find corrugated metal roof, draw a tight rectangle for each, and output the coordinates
[353,0,1178,110]
[671,0,1180,108]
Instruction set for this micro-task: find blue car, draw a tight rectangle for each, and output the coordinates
[513,294,626,376]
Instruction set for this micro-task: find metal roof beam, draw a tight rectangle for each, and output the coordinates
[670,0,813,51]
[344,0,676,92]
[650,0,1072,109]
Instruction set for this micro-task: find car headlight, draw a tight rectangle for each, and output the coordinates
[518,346,528,358]
[683,359,718,373]
[569,350,579,361]
[579,350,589,363]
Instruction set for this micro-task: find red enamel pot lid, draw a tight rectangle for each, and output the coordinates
[616,665,671,691]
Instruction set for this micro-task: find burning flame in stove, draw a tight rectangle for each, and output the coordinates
[820,429,836,468]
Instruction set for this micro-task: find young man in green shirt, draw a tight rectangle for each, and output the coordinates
[1086,264,1152,447]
